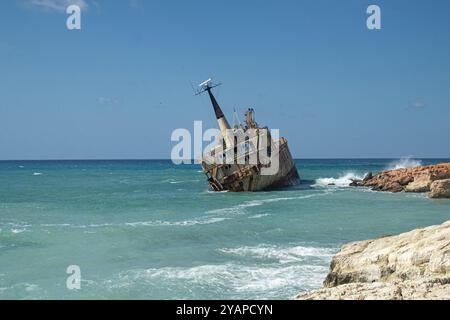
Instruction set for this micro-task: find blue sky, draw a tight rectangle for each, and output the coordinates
[1,0,449,159]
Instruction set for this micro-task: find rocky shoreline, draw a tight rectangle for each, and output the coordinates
[350,163,450,198]
[296,163,450,300]
[296,221,450,300]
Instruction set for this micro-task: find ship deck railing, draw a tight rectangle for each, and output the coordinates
[202,135,286,171]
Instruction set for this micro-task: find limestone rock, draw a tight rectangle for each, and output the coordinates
[429,179,450,199]
[360,163,450,194]
[404,175,432,193]
[363,172,373,182]
[297,221,450,300]
[296,278,450,300]
[398,176,414,186]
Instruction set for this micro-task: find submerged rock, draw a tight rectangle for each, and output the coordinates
[349,179,363,187]
[296,221,450,300]
[429,179,450,199]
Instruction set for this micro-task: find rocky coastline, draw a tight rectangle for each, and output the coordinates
[296,220,450,300]
[350,163,450,198]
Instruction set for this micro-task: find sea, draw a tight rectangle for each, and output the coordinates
[1,158,450,300]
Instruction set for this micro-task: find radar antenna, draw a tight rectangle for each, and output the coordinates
[195,78,222,95]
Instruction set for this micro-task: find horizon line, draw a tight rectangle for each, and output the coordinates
[1,157,450,162]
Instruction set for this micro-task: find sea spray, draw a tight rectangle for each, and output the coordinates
[388,157,422,170]
[314,172,365,188]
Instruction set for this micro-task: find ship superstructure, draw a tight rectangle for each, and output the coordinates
[198,79,300,192]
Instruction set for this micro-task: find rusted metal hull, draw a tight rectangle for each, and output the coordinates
[202,138,300,192]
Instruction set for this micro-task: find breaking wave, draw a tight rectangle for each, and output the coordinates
[100,244,336,299]
[314,172,364,188]
[219,244,336,264]
[388,157,422,170]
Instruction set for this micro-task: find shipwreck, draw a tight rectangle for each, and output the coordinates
[197,79,300,192]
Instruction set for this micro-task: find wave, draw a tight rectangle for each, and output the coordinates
[41,218,228,229]
[219,244,336,264]
[164,179,201,184]
[105,261,330,299]
[98,244,336,299]
[125,217,228,227]
[0,282,46,299]
[8,193,329,233]
[248,213,270,219]
[205,193,323,215]
[32,172,43,176]
[314,172,364,188]
[11,229,26,234]
[388,157,422,170]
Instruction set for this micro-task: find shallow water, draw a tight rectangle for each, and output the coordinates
[1,159,450,299]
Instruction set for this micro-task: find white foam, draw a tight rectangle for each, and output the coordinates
[219,245,336,264]
[37,217,229,230]
[205,190,229,194]
[110,262,330,299]
[205,194,322,215]
[81,243,337,298]
[32,172,43,176]
[248,214,270,219]
[11,229,26,234]
[125,217,228,227]
[25,283,40,292]
[40,223,72,227]
[170,179,200,184]
[388,157,422,170]
[314,172,364,188]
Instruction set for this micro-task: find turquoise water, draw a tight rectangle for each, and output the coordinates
[1,159,450,300]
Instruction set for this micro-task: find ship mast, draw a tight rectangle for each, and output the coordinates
[197,79,232,148]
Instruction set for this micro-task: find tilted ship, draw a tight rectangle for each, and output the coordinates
[198,79,300,192]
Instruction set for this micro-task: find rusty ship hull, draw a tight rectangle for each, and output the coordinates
[202,137,300,192]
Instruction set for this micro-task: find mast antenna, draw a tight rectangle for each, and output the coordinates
[233,108,242,128]
[195,78,222,95]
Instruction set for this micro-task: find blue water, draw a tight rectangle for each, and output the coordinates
[1,159,450,299]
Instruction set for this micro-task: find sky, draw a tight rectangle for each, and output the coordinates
[0,0,449,160]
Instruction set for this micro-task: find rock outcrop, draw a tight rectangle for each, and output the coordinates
[429,179,450,199]
[352,163,450,197]
[296,221,450,300]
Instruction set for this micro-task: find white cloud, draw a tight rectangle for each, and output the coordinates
[406,98,427,111]
[22,0,88,12]
[97,96,120,106]
[22,0,142,11]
